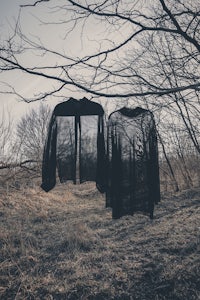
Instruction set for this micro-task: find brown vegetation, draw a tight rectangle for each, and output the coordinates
[0,182,199,299]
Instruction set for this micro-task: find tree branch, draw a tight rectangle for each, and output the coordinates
[0,160,38,170]
[20,0,50,8]
[159,0,200,52]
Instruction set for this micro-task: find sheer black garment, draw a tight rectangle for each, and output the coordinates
[106,107,160,219]
[41,97,106,193]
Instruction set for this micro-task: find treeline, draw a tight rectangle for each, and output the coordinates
[0,102,199,193]
[0,104,51,190]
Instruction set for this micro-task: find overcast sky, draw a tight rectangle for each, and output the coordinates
[0,0,130,124]
[0,0,88,122]
[0,0,46,120]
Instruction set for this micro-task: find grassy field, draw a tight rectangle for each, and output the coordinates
[0,182,200,299]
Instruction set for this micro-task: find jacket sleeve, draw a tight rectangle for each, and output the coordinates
[96,116,107,193]
[149,115,160,204]
[41,114,57,192]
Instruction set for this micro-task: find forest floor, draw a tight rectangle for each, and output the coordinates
[0,182,200,300]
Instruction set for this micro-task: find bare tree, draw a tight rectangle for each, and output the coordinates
[137,28,200,153]
[158,117,200,191]
[16,103,51,173]
[0,107,15,168]
[0,0,199,101]
[0,107,22,188]
[1,0,200,192]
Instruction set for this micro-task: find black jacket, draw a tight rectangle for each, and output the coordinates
[41,97,106,192]
[106,107,160,219]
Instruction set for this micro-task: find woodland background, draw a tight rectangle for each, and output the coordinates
[0,0,200,299]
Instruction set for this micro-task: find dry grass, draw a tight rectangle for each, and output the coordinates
[0,182,200,299]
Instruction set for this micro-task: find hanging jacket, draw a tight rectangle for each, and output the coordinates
[41,97,107,193]
[106,107,160,219]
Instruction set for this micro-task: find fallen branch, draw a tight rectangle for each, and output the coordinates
[0,160,39,170]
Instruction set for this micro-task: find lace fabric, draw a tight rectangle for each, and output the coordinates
[106,107,160,219]
[41,98,106,192]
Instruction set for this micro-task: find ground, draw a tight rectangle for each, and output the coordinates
[0,182,200,299]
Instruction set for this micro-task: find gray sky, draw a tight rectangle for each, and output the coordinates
[0,0,46,120]
[0,0,88,121]
[0,0,131,123]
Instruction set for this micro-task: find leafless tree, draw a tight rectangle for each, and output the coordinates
[0,107,15,168]
[158,117,200,190]
[0,0,200,191]
[137,28,200,153]
[16,103,51,174]
[0,104,51,189]
[0,0,199,101]
[0,107,21,188]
